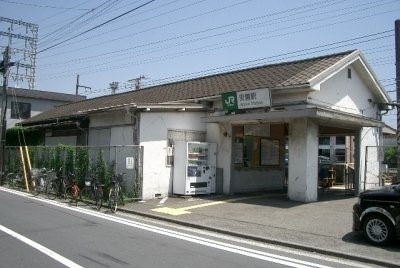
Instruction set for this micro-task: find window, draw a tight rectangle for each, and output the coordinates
[233,124,280,168]
[319,149,330,158]
[336,136,345,145]
[319,137,330,145]
[11,102,31,119]
[335,149,345,162]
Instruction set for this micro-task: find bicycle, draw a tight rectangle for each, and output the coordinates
[109,173,125,213]
[46,169,80,206]
[79,175,103,210]
[30,168,50,196]
[5,172,24,189]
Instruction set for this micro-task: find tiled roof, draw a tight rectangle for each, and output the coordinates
[21,50,356,125]
[7,87,86,102]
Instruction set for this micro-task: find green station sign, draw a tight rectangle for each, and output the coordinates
[222,88,271,111]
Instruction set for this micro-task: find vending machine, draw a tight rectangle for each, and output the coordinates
[173,141,217,195]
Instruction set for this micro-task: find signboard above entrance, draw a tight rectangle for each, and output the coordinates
[222,88,271,111]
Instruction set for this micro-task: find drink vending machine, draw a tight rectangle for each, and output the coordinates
[173,141,217,195]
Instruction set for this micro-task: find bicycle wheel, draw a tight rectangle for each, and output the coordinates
[95,187,103,210]
[31,176,46,196]
[46,181,58,200]
[65,185,78,206]
[109,188,117,213]
[79,187,93,204]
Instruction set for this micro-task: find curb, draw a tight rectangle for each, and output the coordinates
[119,207,398,268]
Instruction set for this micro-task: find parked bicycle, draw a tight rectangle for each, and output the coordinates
[46,168,79,205]
[109,173,125,213]
[79,175,103,210]
[5,169,43,194]
[30,168,50,196]
[5,171,24,189]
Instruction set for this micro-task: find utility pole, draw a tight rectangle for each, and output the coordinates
[396,19,400,183]
[128,75,146,90]
[0,46,11,181]
[75,74,91,95]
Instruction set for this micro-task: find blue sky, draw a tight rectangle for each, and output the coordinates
[0,0,399,127]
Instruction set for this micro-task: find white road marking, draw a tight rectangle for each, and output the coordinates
[0,224,84,268]
[0,187,372,268]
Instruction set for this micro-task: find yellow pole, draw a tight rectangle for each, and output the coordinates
[19,146,29,192]
[23,146,34,187]
[24,146,32,171]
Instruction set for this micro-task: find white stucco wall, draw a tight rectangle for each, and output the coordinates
[206,122,232,194]
[309,66,378,119]
[359,127,382,192]
[140,111,206,199]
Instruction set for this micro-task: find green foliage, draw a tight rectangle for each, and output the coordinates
[91,149,110,186]
[75,147,89,187]
[6,127,44,146]
[65,146,75,176]
[132,176,142,199]
[383,147,398,168]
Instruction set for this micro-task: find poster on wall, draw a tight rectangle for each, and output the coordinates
[233,141,244,164]
[260,139,279,166]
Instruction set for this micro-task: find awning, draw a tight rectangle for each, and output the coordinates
[202,106,384,129]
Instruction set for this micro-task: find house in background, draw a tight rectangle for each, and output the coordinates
[382,125,396,146]
[0,87,86,129]
[20,50,391,202]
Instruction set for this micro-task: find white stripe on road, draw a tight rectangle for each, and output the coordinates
[0,224,84,268]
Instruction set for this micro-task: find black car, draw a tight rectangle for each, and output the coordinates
[353,183,400,246]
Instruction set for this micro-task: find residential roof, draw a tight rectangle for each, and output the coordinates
[22,50,364,126]
[7,87,86,102]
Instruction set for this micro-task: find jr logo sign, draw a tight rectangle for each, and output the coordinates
[222,92,238,111]
[222,89,271,112]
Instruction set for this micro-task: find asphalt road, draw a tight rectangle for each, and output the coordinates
[0,187,384,268]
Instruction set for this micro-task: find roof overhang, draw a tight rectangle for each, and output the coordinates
[202,106,383,129]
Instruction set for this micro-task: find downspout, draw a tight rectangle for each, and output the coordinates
[354,128,361,196]
[76,121,88,145]
[125,107,139,144]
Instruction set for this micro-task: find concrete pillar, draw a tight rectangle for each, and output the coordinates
[288,118,319,202]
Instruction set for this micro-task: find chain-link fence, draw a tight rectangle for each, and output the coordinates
[364,146,398,191]
[3,145,143,199]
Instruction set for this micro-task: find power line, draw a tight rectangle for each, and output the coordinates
[0,0,91,10]
[38,0,394,69]
[37,0,157,54]
[39,0,116,46]
[39,0,254,58]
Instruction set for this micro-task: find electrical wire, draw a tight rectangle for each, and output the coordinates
[37,0,395,72]
[0,0,91,10]
[37,0,157,54]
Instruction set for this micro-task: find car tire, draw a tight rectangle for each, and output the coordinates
[362,214,394,246]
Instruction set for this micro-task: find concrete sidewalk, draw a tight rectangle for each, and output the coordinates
[119,190,399,267]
